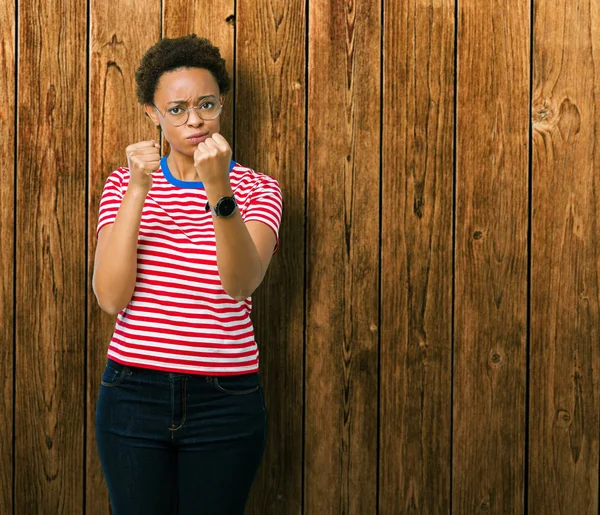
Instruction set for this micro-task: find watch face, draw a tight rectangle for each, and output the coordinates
[216,196,236,217]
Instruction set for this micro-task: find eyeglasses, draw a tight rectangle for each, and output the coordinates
[153,95,222,126]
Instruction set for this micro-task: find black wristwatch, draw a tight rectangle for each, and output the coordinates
[205,195,237,218]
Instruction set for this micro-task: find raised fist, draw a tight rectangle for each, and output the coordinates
[125,140,161,192]
[193,133,232,187]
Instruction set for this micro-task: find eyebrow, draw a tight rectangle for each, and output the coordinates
[167,95,218,105]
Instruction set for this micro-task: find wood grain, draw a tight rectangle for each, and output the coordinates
[235,0,305,513]
[0,0,15,512]
[529,0,600,511]
[379,0,454,513]
[5,1,600,513]
[15,0,86,512]
[452,0,530,512]
[163,0,235,145]
[87,1,161,512]
[305,0,380,512]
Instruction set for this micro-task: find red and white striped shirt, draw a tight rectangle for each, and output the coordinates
[96,158,283,376]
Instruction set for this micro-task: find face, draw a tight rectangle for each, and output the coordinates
[145,67,223,158]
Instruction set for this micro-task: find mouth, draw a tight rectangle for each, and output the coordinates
[186,133,209,144]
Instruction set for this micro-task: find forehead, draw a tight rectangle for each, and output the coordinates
[154,67,219,103]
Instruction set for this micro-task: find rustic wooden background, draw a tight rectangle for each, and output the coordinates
[1,0,598,513]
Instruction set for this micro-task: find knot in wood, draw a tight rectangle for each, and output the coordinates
[488,350,502,366]
[532,98,556,125]
[555,409,571,428]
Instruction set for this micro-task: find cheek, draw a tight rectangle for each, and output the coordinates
[161,125,186,149]
[161,124,177,141]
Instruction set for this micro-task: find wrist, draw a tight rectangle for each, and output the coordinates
[204,180,234,206]
[205,194,238,218]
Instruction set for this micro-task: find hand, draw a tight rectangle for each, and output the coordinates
[125,140,161,193]
[193,133,232,188]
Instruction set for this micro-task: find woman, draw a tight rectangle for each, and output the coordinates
[93,34,282,515]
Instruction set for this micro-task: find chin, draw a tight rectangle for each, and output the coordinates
[171,144,196,157]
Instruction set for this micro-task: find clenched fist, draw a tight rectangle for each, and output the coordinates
[126,140,161,193]
[193,133,232,188]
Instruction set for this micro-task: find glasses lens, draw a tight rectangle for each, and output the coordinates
[197,96,221,120]
[165,106,188,126]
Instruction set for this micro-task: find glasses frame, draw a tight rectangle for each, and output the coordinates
[152,96,223,126]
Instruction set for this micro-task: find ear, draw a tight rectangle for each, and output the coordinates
[144,104,160,127]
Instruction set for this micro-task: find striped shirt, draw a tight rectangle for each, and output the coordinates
[96,158,283,376]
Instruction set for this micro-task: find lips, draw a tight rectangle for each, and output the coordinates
[187,133,209,144]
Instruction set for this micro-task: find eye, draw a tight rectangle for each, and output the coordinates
[167,106,185,115]
[199,101,215,110]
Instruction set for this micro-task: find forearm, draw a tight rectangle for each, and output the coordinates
[207,188,264,301]
[93,188,146,313]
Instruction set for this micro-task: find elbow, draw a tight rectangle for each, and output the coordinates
[219,260,264,302]
[97,301,123,316]
[94,291,125,315]
[92,276,127,315]
[222,281,255,302]
[227,289,253,302]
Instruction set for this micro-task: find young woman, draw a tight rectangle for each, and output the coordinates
[92,34,282,515]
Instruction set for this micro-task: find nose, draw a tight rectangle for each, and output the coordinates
[186,107,204,127]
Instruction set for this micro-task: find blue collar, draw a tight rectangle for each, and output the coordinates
[160,156,236,189]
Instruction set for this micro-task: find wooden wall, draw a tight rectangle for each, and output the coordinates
[1,0,598,513]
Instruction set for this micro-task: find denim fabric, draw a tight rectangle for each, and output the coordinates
[95,359,267,515]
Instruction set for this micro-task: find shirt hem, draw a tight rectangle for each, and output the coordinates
[106,352,260,376]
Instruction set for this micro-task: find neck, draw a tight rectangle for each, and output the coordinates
[167,150,197,181]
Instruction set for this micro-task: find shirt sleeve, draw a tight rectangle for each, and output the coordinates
[96,169,125,236]
[241,175,283,253]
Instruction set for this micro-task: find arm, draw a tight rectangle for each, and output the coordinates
[207,180,277,300]
[92,188,147,314]
[92,141,160,314]
[196,134,279,301]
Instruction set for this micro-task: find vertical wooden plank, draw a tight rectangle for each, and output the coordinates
[87,2,160,512]
[305,0,380,513]
[452,0,530,512]
[235,1,305,513]
[379,0,454,512]
[0,0,15,512]
[529,0,600,512]
[16,0,86,511]
[163,0,235,146]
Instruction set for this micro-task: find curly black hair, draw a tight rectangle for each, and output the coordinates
[135,34,231,104]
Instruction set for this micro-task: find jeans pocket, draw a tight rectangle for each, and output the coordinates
[100,360,131,388]
[211,373,260,395]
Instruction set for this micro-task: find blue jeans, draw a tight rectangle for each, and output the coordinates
[95,359,267,515]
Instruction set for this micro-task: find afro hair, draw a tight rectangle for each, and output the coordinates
[135,34,230,104]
